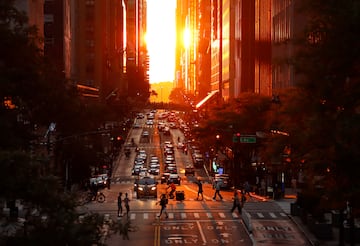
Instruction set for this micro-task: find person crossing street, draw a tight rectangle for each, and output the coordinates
[157,194,168,219]
[196,179,203,200]
[213,180,223,200]
[231,190,243,214]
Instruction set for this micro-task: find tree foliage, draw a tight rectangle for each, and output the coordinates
[0,1,109,244]
[287,0,360,209]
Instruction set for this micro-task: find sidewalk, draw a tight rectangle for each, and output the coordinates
[255,188,356,246]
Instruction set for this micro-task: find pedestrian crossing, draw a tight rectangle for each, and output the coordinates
[105,211,288,220]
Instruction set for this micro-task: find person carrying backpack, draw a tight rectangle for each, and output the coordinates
[157,194,168,219]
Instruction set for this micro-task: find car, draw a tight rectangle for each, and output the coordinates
[146,119,154,125]
[134,176,158,199]
[139,167,148,177]
[167,174,181,185]
[142,130,149,137]
[148,168,160,175]
[160,173,170,184]
[214,174,233,189]
[132,122,141,128]
[136,113,145,119]
[90,174,109,188]
[185,165,195,176]
[165,156,175,162]
[177,142,185,149]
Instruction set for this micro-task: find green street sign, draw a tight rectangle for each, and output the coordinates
[240,136,256,143]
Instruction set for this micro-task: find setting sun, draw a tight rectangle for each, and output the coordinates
[147,0,176,84]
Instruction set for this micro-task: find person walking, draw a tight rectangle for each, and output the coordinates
[231,190,242,214]
[124,193,130,217]
[157,194,168,219]
[243,181,252,197]
[196,179,203,200]
[213,180,223,200]
[117,192,123,217]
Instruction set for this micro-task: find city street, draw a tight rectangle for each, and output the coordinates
[84,110,311,245]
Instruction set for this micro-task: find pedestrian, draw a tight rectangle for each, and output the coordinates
[243,181,251,197]
[117,192,123,216]
[124,193,130,217]
[90,180,98,200]
[196,179,203,200]
[213,180,223,200]
[107,176,111,189]
[167,181,176,199]
[231,190,242,214]
[157,194,168,219]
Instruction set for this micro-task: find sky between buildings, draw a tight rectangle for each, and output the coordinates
[147,0,176,84]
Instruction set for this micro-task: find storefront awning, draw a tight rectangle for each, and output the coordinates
[195,90,219,109]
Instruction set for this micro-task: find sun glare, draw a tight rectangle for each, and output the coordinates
[147,0,176,84]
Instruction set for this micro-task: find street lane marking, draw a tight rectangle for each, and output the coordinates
[154,224,160,246]
[144,213,149,219]
[232,212,239,218]
[257,212,264,218]
[219,212,226,218]
[181,213,187,219]
[206,212,213,218]
[269,212,276,218]
[280,212,287,217]
[196,220,207,244]
[168,213,174,219]
[130,213,136,220]
[194,213,200,218]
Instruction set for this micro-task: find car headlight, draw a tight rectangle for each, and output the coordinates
[151,186,157,191]
[138,187,144,191]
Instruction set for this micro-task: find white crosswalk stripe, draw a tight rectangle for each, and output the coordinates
[232,212,239,218]
[108,211,284,220]
[257,212,265,218]
[144,213,149,219]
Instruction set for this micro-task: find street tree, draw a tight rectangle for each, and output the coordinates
[0,1,113,244]
[192,93,272,185]
[275,0,360,211]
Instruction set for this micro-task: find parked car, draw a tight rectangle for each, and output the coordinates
[134,176,158,199]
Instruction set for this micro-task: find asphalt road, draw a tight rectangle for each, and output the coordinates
[84,110,310,245]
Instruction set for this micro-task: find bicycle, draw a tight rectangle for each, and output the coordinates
[80,191,106,205]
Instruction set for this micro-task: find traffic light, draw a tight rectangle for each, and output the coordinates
[114,136,124,148]
[232,133,240,143]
